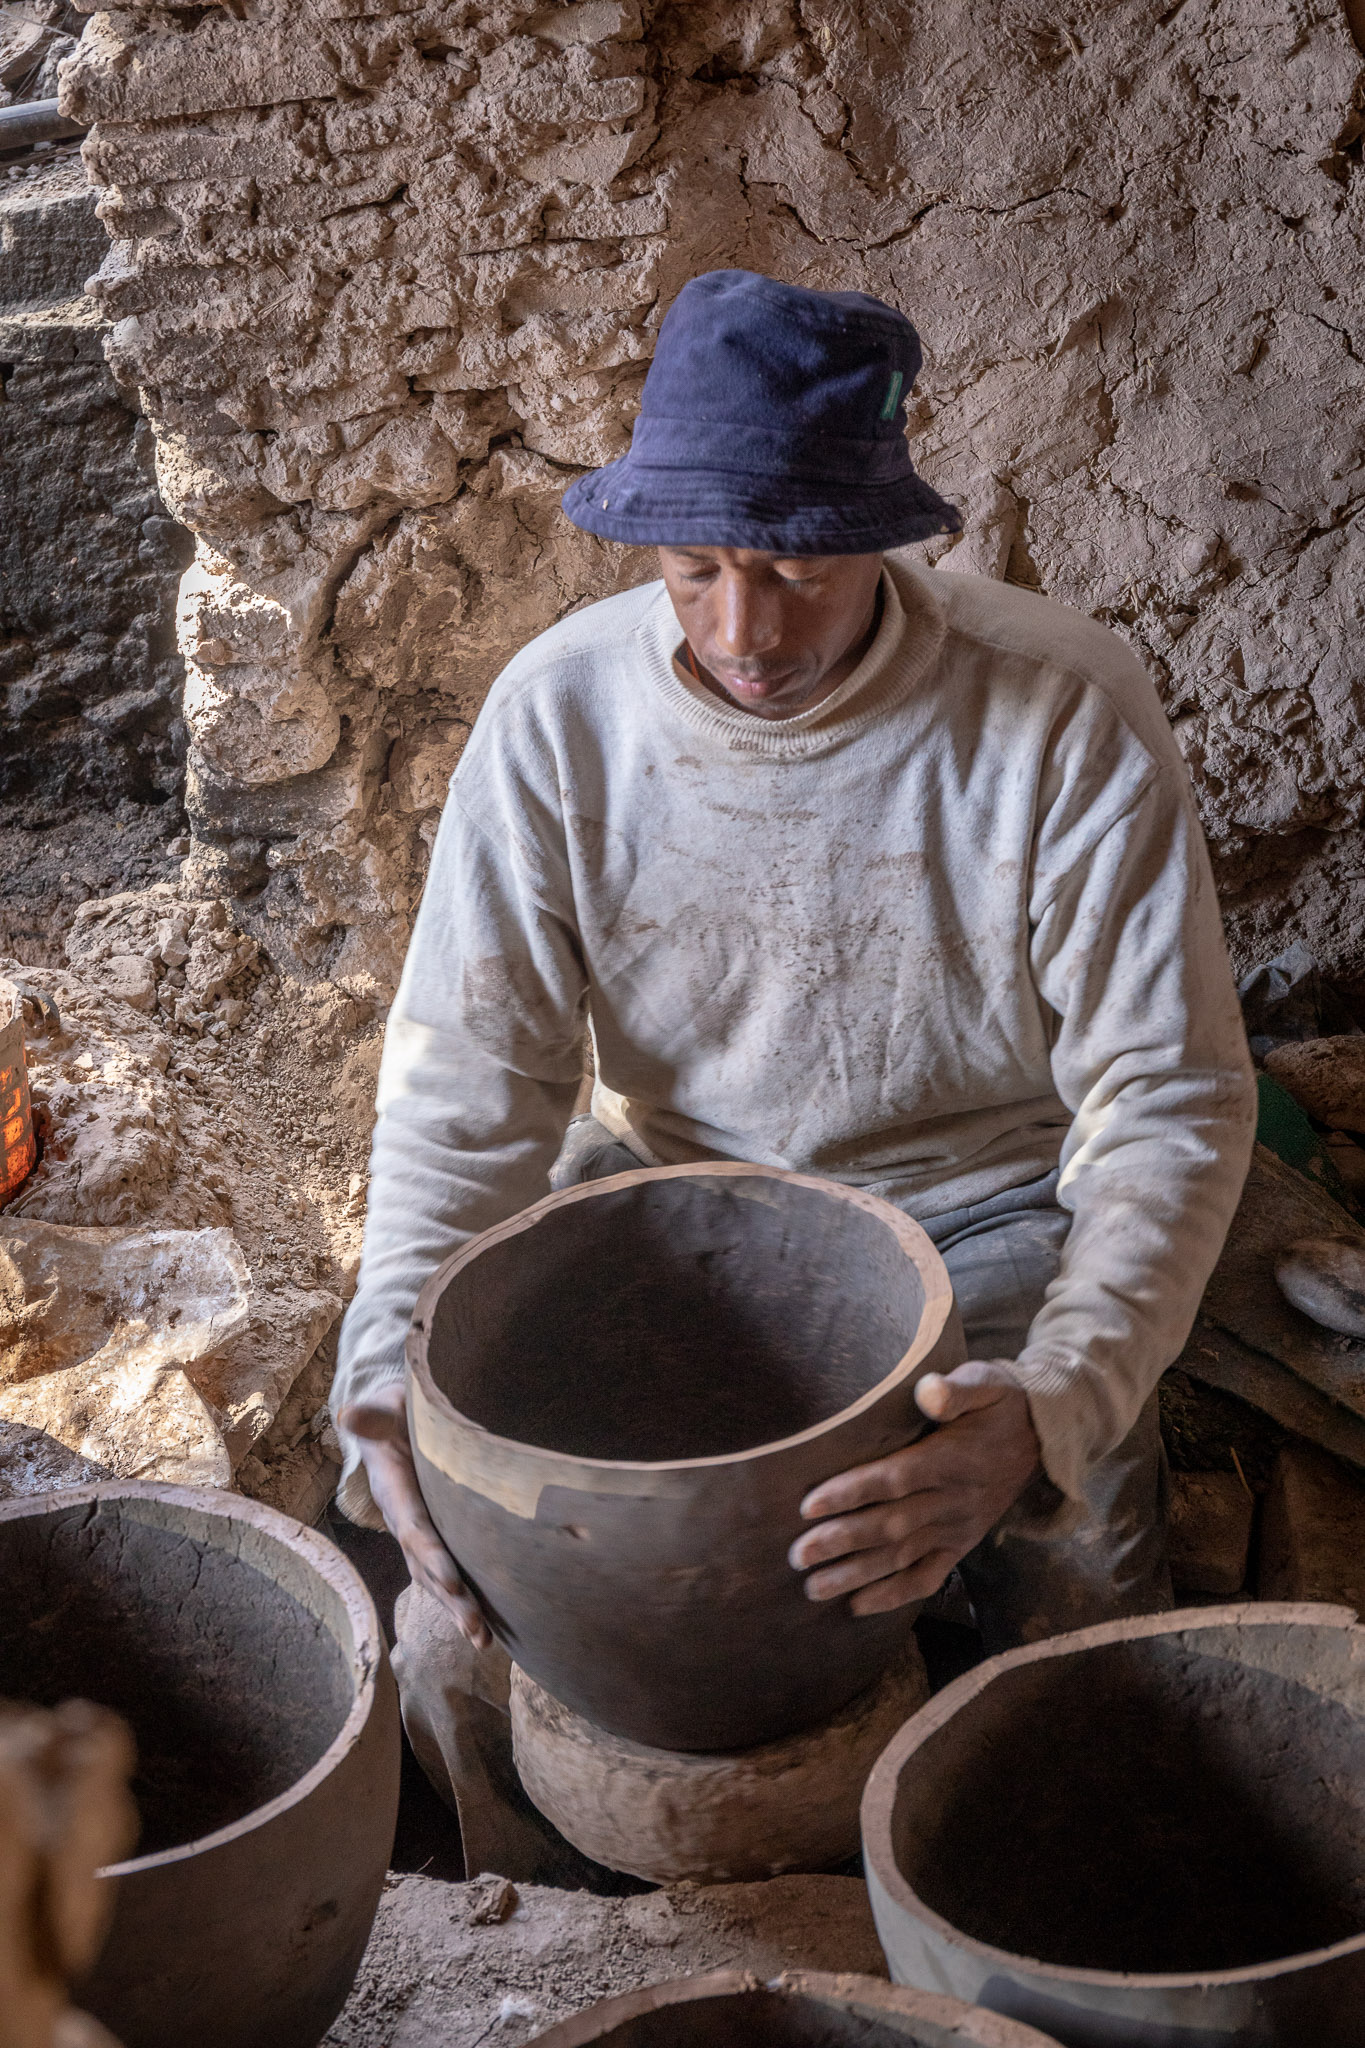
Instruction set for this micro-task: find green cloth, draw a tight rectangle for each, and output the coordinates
[1255,1071,1358,1214]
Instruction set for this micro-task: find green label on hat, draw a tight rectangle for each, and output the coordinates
[879,369,904,421]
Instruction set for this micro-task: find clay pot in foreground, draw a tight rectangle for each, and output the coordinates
[0,1482,401,2048]
[526,1967,1063,2046]
[410,1163,963,1751]
[862,1603,1365,2048]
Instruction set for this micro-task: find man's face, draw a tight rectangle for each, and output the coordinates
[657,546,884,721]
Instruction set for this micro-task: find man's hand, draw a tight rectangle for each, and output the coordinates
[338,1381,491,1648]
[787,1362,1042,1614]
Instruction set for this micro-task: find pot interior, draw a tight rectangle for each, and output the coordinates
[889,1634,1365,1974]
[563,1988,951,2044]
[0,1495,355,1856]
[427,1173,926,1461]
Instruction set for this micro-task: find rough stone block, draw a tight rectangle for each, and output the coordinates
[1167,1470,1254,1598]
[1258,1443,1365,1614]
[100,952,158,1011]
[0,157,108,306]
[1264,1038,1365,1136]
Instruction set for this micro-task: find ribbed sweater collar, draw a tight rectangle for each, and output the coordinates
[634,560,947,759]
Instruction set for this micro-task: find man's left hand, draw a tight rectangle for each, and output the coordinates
[787,1362,1042,1614]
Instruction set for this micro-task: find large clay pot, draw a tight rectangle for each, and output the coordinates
[410,1162,963,1751]
[862,1603,1365,2048]
[526,1967,1064,2046]
[0,1482,401,2048]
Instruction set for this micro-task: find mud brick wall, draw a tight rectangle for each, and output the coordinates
[60,0,1365,997]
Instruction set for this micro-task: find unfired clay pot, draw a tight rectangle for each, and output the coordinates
[862,1603,1365,2048]
[0,1482,401,2048]
[524,1967,1064,2046]
[409,1162,964,1751]
[510,1635,930,1883]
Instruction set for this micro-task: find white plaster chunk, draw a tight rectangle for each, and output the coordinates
[99,955,158,1014]
[0,1219,249,1494]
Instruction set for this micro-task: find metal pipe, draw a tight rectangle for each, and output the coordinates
[0,98,87,150]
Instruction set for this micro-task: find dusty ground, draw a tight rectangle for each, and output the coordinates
[326,1873,887,2047]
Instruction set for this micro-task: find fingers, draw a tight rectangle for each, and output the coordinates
[913,1359,1018,1424]
[352,1421,493,1649]
[850,1552,959,1615]
[337,1380,408,1441]
[800,1430,980,1521]
[789,1491,949,1573]
[400,1511,493,1649]
[801,1524,969,1602]
[800,1442,924,1521]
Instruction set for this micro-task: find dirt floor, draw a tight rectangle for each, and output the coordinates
[326,1873,888,2047]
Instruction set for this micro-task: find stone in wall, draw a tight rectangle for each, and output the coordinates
[60,0,1365,995]
[0,145,191,814]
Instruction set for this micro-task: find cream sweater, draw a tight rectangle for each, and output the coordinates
[334,559,1256,1524]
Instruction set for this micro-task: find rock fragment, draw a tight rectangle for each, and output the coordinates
[466,1876,519,1926]
[1258,1443,1365,1613]
[1166,1470,1254,1598]
[101,953,158,1012]
[1263,1038,1365,1135]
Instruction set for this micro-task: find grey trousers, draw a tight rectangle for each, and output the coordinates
[393,1123,1172,1878]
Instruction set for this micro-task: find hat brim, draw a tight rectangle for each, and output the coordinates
[560,457,961,554]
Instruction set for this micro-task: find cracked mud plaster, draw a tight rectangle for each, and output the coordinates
[63,0,1365,995]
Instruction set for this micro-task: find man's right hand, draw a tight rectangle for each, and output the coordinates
[338,1380,491,1648]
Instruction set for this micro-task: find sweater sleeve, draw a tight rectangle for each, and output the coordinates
[1009,763,1257,1507]
[331,780,588,1526]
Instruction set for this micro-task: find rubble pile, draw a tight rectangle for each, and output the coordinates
[0,885,378,1514]
[65,882,261,1039]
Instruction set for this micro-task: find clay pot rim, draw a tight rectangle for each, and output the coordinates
[408,1162,955,1477]
[861,1599,1365,1991]
[524,1965,1063,2045]
[0,1479,385,1879]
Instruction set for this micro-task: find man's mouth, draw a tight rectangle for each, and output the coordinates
[717,667,799,698]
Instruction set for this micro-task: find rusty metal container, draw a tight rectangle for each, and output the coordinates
[0,977,39,1202]
[862,1604,1365,2048]
[0,1482,401,2048]
[409,1162,964,1752]
[526,1968,1064,2046]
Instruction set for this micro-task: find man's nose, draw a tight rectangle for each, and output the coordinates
[714,572,783,657]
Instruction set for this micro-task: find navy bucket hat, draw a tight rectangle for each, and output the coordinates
[560,269,960,554]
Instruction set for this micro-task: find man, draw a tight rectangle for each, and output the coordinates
[335,270,1257,1875]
